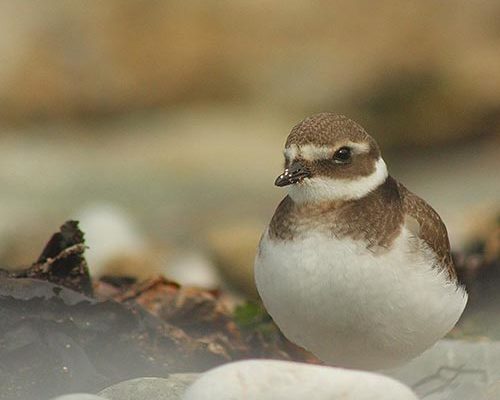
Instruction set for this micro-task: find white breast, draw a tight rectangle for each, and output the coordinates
[255,228,467,370]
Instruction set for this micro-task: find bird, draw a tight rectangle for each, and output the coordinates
[254,113,468,371]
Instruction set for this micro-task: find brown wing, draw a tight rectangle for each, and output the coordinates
[398,182,457,281]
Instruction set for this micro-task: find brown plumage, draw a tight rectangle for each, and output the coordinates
[286,114,379,152]
[398,183,457,281]
[284,114,381,181]
[269,176,457,282]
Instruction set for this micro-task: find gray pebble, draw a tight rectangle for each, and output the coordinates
[98,375,198,400]
[385,339,500,400]
[51,395,106,400]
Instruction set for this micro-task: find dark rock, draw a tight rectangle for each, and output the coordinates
[13,221,93,297]
[0,278,180,400]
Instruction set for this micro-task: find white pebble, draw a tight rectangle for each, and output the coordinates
[73,203,148,277]
[182,359,419,400]
[51,395,105,400]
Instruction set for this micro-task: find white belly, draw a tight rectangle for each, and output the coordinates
[255,228,467,370]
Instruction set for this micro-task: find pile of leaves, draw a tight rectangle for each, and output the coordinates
[0,221,315,400]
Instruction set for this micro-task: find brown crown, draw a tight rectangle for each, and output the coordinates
[286,113,380,157]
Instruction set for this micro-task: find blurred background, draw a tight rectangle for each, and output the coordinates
[0,1,498,300]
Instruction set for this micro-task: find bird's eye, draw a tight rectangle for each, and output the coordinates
[333,147,352,163]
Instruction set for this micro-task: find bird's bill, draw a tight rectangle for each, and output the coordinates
[275,161,311,187]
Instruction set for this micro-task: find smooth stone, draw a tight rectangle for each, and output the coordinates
[206,223,263,298]
[182,359,418,400]
[51,395,106,400]
[98,375,198,400]
[385,339,500,400]
[75,203,164,280]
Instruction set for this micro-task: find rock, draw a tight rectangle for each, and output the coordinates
[182,359,418,400]
[0,276,197,399]
[10,220,93,296]
[98,375,198,400]
[484,380,500,400]
[165,251,221,289]
[75,203,164,280]
[0,2,221,122]
[1,1,500,147]
[447,204,499,254]
[385,339,500,400]
[207,223,263,298]
[51,395,106,400]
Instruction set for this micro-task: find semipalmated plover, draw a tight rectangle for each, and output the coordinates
[255,113,467,370]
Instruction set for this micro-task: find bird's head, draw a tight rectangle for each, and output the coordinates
[275,113,388,203]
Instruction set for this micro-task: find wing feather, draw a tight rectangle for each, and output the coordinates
[398,183,456,281]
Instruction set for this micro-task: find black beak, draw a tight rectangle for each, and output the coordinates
[275,161,311,187]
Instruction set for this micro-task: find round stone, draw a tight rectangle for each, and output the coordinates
[182,359,418,400]
[98,375,198,400]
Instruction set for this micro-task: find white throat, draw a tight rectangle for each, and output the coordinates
[287,157,388,203]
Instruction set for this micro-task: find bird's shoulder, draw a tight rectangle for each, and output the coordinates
[268,195,298,241]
